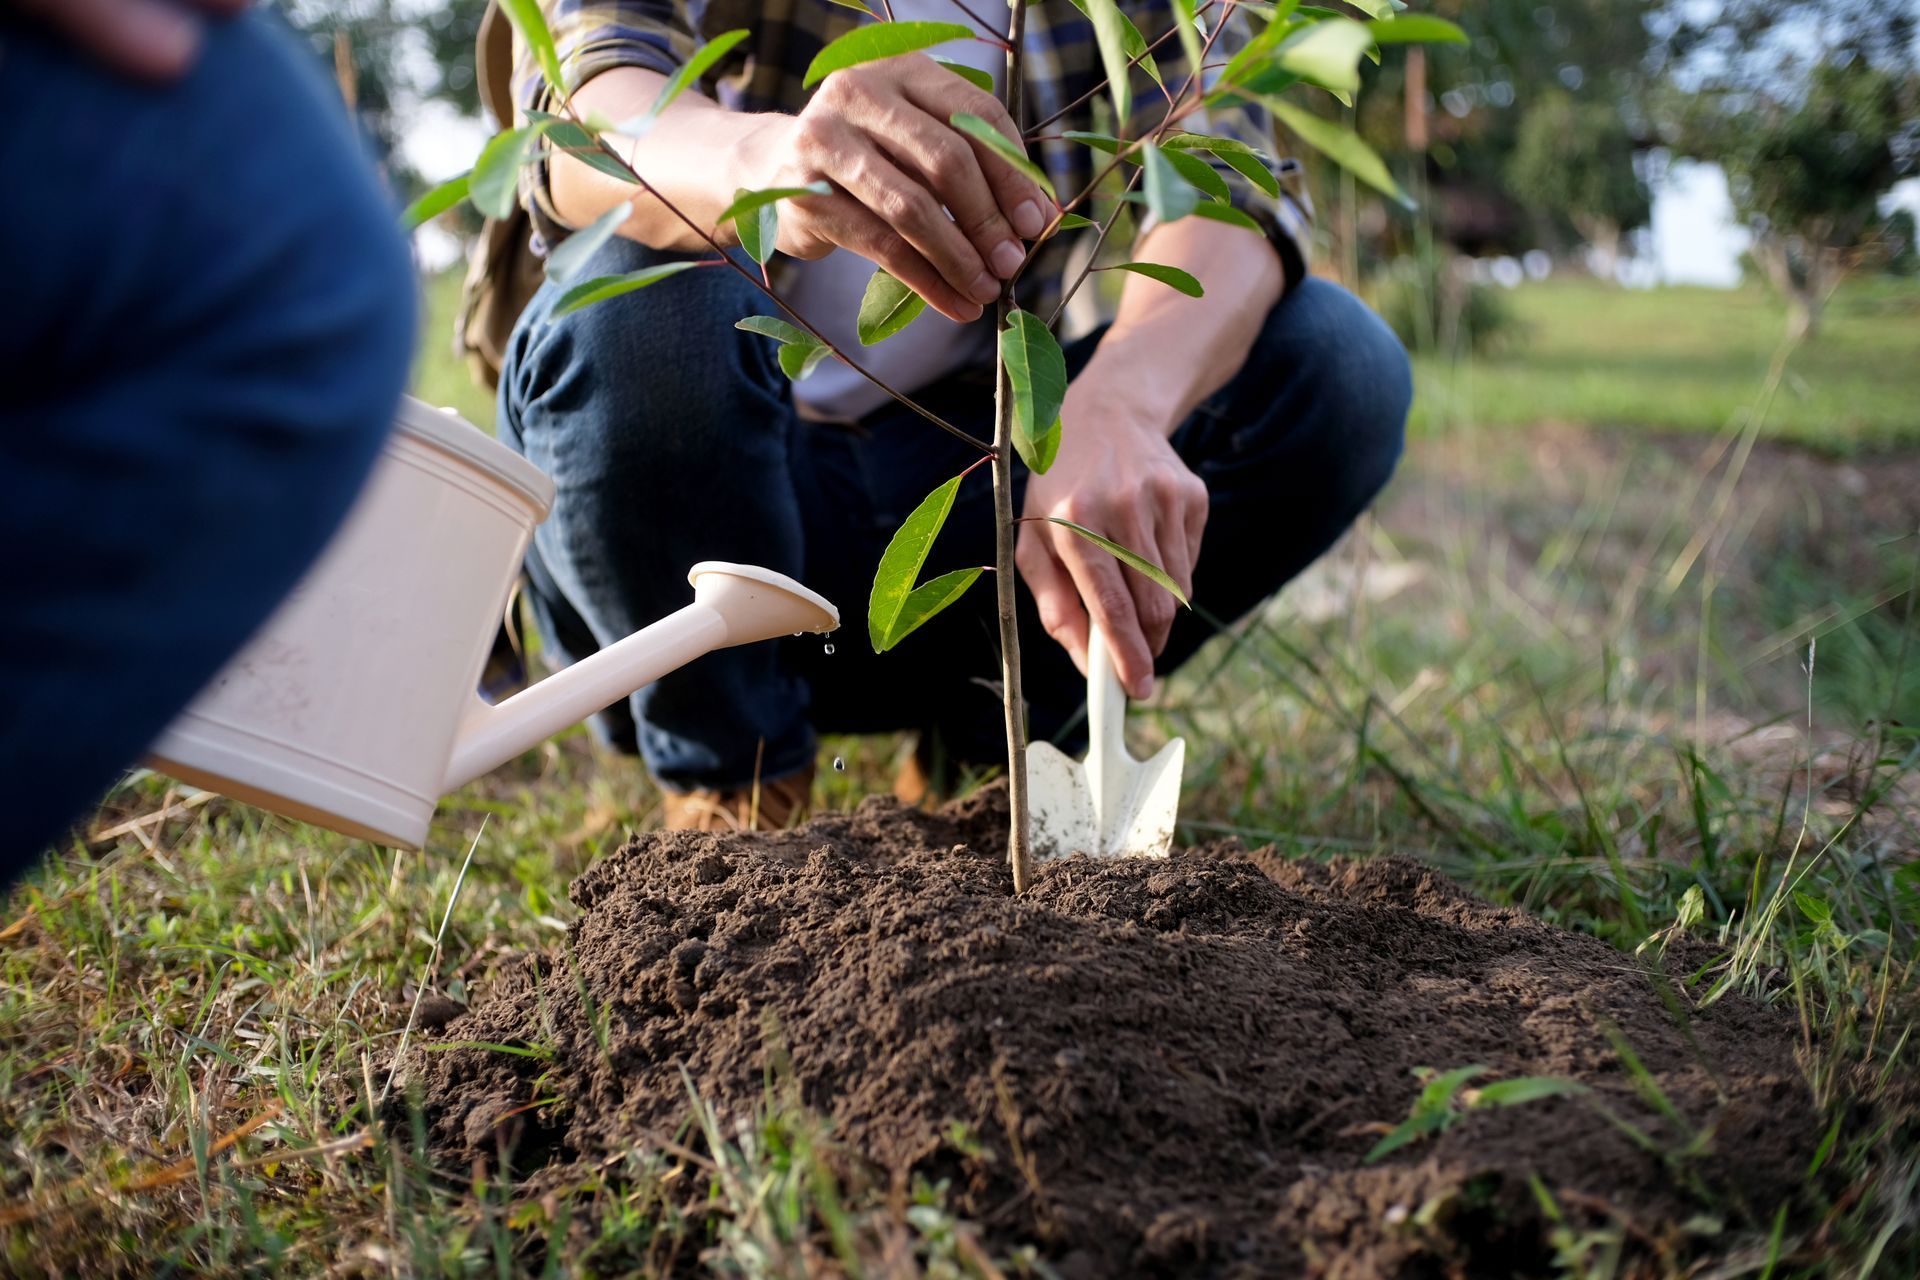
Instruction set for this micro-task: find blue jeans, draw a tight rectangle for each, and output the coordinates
[499,238,1410,791]
[0,14,416,876]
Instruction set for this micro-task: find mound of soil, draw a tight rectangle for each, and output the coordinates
[407,790,1818,1277]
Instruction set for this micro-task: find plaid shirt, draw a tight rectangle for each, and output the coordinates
[515,0,1314,319]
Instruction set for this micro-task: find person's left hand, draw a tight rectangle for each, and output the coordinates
[1014,376,1208,701]
[14,0,250,81]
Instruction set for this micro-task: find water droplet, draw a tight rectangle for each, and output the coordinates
[823,642,836,655]
[832,756,846,772]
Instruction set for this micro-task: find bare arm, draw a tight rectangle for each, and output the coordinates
[548,56,1054,324]
[1078,216,1286,432]
[1016,220,1285,697]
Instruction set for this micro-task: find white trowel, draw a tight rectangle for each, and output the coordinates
[1028,624,1185,860]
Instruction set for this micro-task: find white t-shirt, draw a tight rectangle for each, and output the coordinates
[785,0,1009,421]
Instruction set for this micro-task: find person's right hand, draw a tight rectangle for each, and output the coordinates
[723,53,1054,323]
[14,0,249,80]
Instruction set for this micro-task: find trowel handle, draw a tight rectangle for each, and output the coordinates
[1085,623,1129,768]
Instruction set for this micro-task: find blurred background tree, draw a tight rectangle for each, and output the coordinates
[1505,89,1651,276]
[1660,0,1918,339]
[271,0,489,201]
[1347,0,1660,262]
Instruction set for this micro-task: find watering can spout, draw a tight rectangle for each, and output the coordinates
[441,563,838,792]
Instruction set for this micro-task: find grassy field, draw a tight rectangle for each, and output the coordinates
[3,272,1917,1275]
[1409,276,1920,452]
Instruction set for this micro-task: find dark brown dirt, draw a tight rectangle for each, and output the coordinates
[405,789,1819,1277]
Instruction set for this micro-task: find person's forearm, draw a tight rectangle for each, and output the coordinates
[1076,219,1285,433]
[552,67,771,252]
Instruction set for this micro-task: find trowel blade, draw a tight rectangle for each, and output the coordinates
[1100,736,1185,859]
[1027,740,1096,862]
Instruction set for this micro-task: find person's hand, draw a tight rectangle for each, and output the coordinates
[722,53,1053,323]
[15,0,250,80]
[1015,378,1208,700]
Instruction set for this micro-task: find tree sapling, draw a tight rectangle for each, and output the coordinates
[411,0,1464,892]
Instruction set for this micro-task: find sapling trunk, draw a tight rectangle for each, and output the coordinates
[995,0,1034,894]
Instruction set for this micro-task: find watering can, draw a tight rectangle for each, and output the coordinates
[147,397,839,849]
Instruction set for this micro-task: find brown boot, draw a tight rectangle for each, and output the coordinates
[892,731,976,810]
[660,764,815,832]
[892,749,934,809]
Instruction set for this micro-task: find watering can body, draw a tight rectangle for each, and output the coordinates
[147,397,837,849]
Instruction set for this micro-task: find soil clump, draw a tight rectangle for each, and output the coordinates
[406,788,1818,1277]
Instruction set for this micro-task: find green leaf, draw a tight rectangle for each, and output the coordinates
[1000,311,1067,473]
[1365,1113,1442,1163]
[470,123,547,220]
[719,184,831,265]
[1273,17,1373,94]
[544,201,633,283]
[498,0,564,92]
[890,569,983,648]
[823,0,878,14]
[1161,148,1231,202]
[1030,416,1062,473]
[1473,1077,1587,1109]
[803,21,976,89]
[1169,0,1204,84]
[402,173,470,230]
[1268,99,1410,207]
[1189,201,1266,233]
[1044,519,1189,605]
[1795,892,1834,928]
[1164,134,1281,197]
[1080,0,1134,129]
[735,314,812,344]
[733,192,779,264]
[607,31,754,138]
[950,113,1056,198]
[1365,1063,1485,1163]
[1101,262,1204,297]
[1053,212,1098,230]
[933,57,995,93]
[779,340,831,380]
[1218,8,1293,87]
[715,183,833,226]
[856,269,927,345]
[735,315,831,380]
[870,474,969,652]
[1065,0,1161,90]
[1062,130,1126,155]
[1414,1064,1489,1112]
[1369,14,1466,45]
[551,261,703,316]
[538,119,641,184]
[1142,144,1200,223]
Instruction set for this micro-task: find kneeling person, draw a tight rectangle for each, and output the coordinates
[484,0,1412,827]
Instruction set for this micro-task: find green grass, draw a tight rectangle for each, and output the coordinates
[2,269,1917,1276]
[409,269,499,432]
[1410,276,1920,452]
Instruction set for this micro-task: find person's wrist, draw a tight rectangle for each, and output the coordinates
[1068,372,1180,445]
[707,113,795,247]
[721,114,794,202]
[1073,340,1185,439]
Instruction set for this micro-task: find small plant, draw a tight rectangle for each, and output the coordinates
[410,0,1464,890]
[1365,1065,1586,1163]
